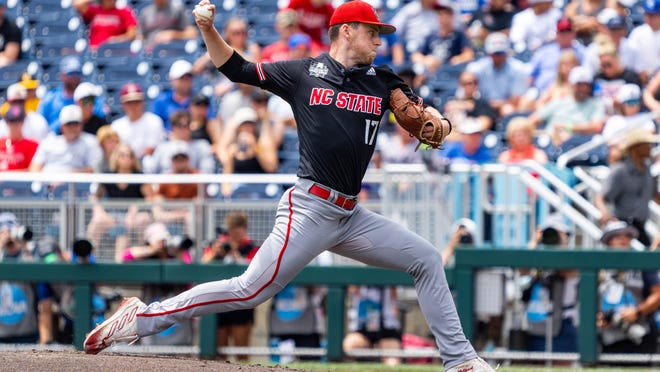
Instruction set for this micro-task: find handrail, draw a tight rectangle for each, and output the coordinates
[556,111,660,169]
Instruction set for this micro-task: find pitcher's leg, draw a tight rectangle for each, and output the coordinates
[137,186,342,336]
[332,207,476,369]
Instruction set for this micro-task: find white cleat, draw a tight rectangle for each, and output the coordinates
[84,297,144,354]
[446,357,497,372]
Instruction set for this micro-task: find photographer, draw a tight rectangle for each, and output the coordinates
[519,214,578,355]
[201,211,259,360]
[0,212,38,343]
[120,222,194,346]
[597,221,660,354]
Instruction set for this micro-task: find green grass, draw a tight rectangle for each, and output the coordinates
[280,363,659,372]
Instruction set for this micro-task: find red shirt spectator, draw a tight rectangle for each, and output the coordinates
[0,105,38,171]
[74,0,138,50]
[285,0,334,45]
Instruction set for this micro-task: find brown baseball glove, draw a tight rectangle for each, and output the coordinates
[389,88,452,149]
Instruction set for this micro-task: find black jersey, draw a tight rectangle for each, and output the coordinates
[219,52,415,195]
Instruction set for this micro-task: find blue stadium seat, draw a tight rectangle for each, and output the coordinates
[230,183,283,200]
[146,40,199,62]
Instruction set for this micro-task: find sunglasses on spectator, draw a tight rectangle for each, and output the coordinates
[117,151,133,158]
[173,122,190,128]
[172,154,189,161]
[81,96,95,106]
[460,80,477,86]
[6,119,23,124]
[623,99,640,106]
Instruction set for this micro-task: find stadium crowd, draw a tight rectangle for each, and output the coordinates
[0,0,659,364]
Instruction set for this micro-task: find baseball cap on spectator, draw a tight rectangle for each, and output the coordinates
[0,212,18,230]
[328,0,396,34]
[20,73,39,90]
[596,8,618,25]
[568,66,593,84]
[643,0,660,13]
[73,82,101,102]
[59,105,82,125]
[606,15,627,30]
[539,213,571,235]
[275,9,298,27]
[144,222,171,245]
[191,93,210,106]
[288,33,312,50]
[617,0,636,7]
[556,17,573,32]
[433,0,454,12]
[168,59,193,80]
[120,82,145,103]
[60,56,82,75]
[6,83,27,102]
[170,141,190,159]
[616,83,641,103]
[232,107,258,126]
[458,120,484,134]
[484,32,509,54]
[5,104,25,122]
[599,220,638,244]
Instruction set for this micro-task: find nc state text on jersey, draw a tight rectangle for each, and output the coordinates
[309,88,382,115]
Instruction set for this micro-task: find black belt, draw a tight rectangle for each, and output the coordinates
[308,184,357,211]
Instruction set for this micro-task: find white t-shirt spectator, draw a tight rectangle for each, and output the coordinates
[627,23,660,77]
[31,132,102,172]
[509,6,562,52]
[111,112,166,159]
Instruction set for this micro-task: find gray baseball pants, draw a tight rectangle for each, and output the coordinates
[136,178,476,368]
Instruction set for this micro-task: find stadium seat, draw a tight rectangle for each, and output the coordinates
[146,40,199,61]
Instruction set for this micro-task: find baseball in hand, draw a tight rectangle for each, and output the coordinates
[193,5,214,21]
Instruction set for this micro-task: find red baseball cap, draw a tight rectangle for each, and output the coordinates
[329,0,396,34]
[120,82,145,103]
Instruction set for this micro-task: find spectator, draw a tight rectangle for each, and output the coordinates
[0,105,39,171]
[218,83,256,125]
[530,49,580,111]
[0,83,50,142]
[642,70,660,112]
[137,0,198,52]
[437,120,494,165]
[0,213,39,344]
[372,120,426,168]
[466,0,516,50]
[19,73,40,113]
[529,66,606,146]
[583,13,635,76]
[38,56,105,132]
[363,0,404,67]
[189,93,222,157]
[593,42,643,114]
[218,107,278,197]
[410,3,475,74]
[73,0,138,51]
[151,59,203,130]
[521,213,579,354]
[602,84,657,163]
[261,9,324,63]
[343,286,403,366]
[95,125,120,173]
[466,32,530,118]
[497,116,549,164]
[29,105,102,173]
[597,221,660,354]
[143,110,215,174]
[627,0,660,83]
[192,16,260,103]
[443,71,497,135]
[509,0,562,52]
[73,82,108,135]
[87,142,155,261]
[285,0,334,46]
[563,0,610,45]
[0,0,22,68]
[120,222,194,346]
[390,0,447,58]
[594,129,660,246]
[527,17,585,95]
[201,211,259,361]
[111,82,165,160]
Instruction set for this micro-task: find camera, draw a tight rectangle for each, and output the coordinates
[602,310,648,345]
[165,235,194,254]
[10,225,33,242]
[459,231,474,244]
[540,227,560,245]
